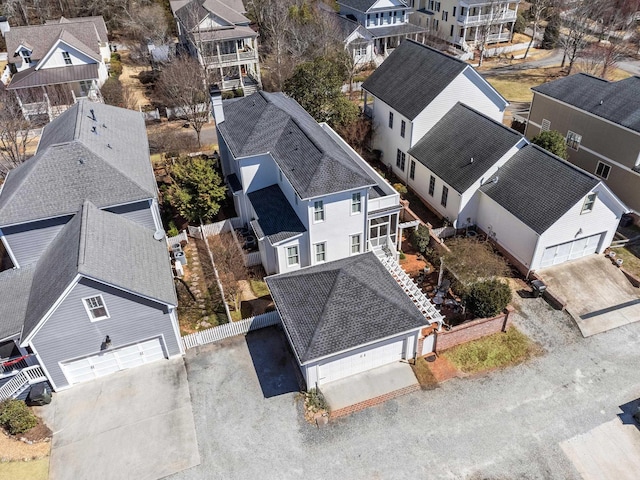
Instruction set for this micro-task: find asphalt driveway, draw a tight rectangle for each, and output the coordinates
[40,357,200,480]
[538,255,640,336]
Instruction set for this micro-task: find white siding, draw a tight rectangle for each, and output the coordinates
[39,42,98,69]
[371,102,413,180]
[275,236,308,274]
[407,161,461,222]
[239,154,278,194]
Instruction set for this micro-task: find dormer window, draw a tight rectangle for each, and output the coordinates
[20,50,31,64]
[62,51,72,65]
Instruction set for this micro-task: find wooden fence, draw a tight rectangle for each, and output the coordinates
[182,311,280,349]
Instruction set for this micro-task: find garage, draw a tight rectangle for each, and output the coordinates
[539,233,603,268]
[61,338,166,385]
[318,340,404,384]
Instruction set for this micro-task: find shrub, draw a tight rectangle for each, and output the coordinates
[110,53,123,78]
[393,183,408,196]
[0,400,38,435]
[412,225,431,254]
[514,12,527,34]
[531,130,568,159]
[167,220,179,238]
[542,14,560,50]
[464,279,512,319]
[399,252,406,260]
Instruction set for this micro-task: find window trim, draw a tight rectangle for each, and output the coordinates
[351,192,362,214]
[350,234,361,255]
[581,192,597,214]
[388,111,394,129]
[62,51,72,65]
[595,161,611,180]
[286,246,299,266]
[314,242,326,263]
[313,200,325,223]
[82,295,110,322]
[441,185,449,207]
[541,119,551,132]
[409,159,416,180]
[428,175,435,197]
[566,130,582,151]
[400,120,406,138]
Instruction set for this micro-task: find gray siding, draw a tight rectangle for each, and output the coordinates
[31,277,180,390]
[1,216,72,267]
[104,200,156,230]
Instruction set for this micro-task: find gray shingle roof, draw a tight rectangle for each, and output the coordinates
[173,0,250,32]
[7,63,99,89]
[532,73,640,134]
[217,91,377,199]
[50,16,109,43]
[338,0,409,12]
[247,185,307,244]
[0,102,156,226]
[22,201,177,340]
[480,144,600,234]
[266,252,428,363]
[368,22,428,38]
[408,103,523,193]
[362,40,469,120]
[0,265,35,341]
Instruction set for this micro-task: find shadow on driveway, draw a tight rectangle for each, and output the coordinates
[245,326,301,398]
[618,398,640,431]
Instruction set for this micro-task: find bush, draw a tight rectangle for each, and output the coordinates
[101,77,124,107]
[412,225,431,254]
[110,53,123,78]
[167,220,179,238]
[514,12,527,34]
[542,14,560,50]
[393,183,407,196]
[464,279,512,319]
[531,130,568,159]
[399,252,406,260]
[0,400,38,435]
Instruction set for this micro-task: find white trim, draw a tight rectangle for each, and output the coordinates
[350,233,362,255]
[82,294,111,322]
[313,241,327,264]
[595,161,611,180]
[0,232,19,269]
[169,308,185,355]
[28,341,59,392]
[80,274,176,308]
[580,192,597,214]
[461,65,509,109]
[350,192,362,215]
[579,145,640,177]
[286,245,300,267]
[313,200,325,223]
[35,38,100,71]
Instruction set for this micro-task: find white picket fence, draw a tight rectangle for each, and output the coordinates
[167,230,189,246]
[244,251,262,267]
[189,217,243,239]
[433,226,456,239]
[182,311,280,349]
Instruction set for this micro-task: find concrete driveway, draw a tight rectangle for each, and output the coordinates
[537,255,640,337]
[169,299,640,480]
[40,357,200,480]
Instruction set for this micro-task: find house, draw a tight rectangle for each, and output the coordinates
[319,6,376,67]
[337,0,428,59]
[525,73,640,214]
[410,0,519,52]
[0,102,182,399]
[170,0,261,95]
[266,252,437,387]
[362,39,507,180]
[211,87,403,275]
[3,16,110,121]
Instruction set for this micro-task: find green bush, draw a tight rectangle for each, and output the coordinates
[399,252,406,260]
[531,129,568,159]
[0,400,38,435]
[392,183,408,196]
[542,14,560,50]
[110,53,123,78]
[514,12,527,34]
[412,225,431,254]
[167,220,179,238]
[464,279,512,319]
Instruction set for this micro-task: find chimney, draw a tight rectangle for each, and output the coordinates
[0,17,9,38]
[209,84,224,124]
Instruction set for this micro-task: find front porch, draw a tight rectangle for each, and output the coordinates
[0,340,47,401]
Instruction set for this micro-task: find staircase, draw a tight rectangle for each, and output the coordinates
[0,366,48,401]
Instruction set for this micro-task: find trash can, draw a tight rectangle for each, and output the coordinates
[27,383,52,406]
[531,280,546,298]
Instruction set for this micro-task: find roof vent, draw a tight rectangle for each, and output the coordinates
[90,109,96,121]
[153,230,165,241]
[600,100,603,105]
[470,157,474,164]
[102,123,107,128]
[91,126,97,134]
[107,143,112,149]
[78,159,84,165]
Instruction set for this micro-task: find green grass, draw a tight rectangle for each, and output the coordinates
[410,356,439,390]
[442,327,540,374]
[250,279,270,298]
[614,247,640,278]
[0,458,49,480]
[229,309,242,321]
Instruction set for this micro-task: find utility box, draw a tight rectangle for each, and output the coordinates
[27,383,52,406]
[174,251,188,266]
[531,280,547,298]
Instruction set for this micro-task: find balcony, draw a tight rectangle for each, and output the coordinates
[458,9,517,26]
[202,49,258,68]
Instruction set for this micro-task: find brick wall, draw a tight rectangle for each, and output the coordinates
[434,306,514,353]
[621,267,640,288]
[329,383,420,419]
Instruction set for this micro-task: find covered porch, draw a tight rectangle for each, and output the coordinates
[369,23,429,64]
[0,338,47,401]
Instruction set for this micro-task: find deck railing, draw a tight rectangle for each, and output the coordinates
[0,366,47,401]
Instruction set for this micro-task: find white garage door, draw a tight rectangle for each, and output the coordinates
[317,339,404,384]
[61,338,165,385]
[540,233,603,268]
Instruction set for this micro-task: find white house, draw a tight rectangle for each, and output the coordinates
[211,87,403,275]
[3,16,110,121]
[319,5,377,67]
[362,39,507,181]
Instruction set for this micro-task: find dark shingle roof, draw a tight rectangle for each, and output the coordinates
[532,74,640,134]
[8,63,99,89]
[172,0,250,32]
[248,185,306,244]
[266,252,428,363]
[217,91,376,199]
[0,265,35,341]
[22,202,177,340]
[338,0,409,12]
[368,22,427,38]
[480,144,600,234]
[408,103,523,193]
[362,40,469,120]
[0,102,156,226]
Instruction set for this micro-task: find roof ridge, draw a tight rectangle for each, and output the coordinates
[525,143,600,183]
[405,38,468,67]
[302,267,343,359]
[77,200,92,269]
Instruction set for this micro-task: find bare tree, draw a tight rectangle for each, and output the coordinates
[0,90,34,179]
[208,233,248,314]
[578,41,625,79]
[475,0,506,67]
[155,57,210,147]
[559,0,605,75]
[524,0,554,59]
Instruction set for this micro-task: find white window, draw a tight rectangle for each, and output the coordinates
[581,193,597,214]
[83,295,109,321]
[595,161,611,179]
[315,242,326,262]
[62,51,72,65]
[21,50,31,64]
[351,234,361,254]
[541,119,551,132]
[566,130,582,150]
[351,192,362,214]
[314,200,324,222]
[286,246,299,266]
[441,186,448,207]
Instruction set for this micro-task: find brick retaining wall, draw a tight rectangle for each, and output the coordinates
[434,306,514,353]
[329,383,420,419]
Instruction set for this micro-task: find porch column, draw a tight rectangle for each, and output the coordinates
[509,19,516,41]
[216,43,222,65]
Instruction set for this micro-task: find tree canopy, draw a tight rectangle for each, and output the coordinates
[531,130,568,159]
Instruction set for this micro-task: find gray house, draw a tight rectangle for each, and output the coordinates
[0,102,182,399]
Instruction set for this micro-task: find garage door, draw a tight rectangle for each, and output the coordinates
[61,338,165,385]
[317,339,404,384]
[540,233,603,268]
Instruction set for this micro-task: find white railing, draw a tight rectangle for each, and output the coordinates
[167,230,189,246]
[244,251,262,267]
[458,9,517,25]
[0,366,47,401]
[182,310,281,349]
[203,50,258,67]
[486,33,512,43]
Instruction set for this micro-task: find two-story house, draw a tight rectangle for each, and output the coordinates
[337,0,428,60]
[3,16,110,121]
[0,102,182,400]
[319,5,377,67]
[211,87,403,275]
[410,0,519,52]
[362,39,507,182]
[525,73,640,214]
[170,0,261,95]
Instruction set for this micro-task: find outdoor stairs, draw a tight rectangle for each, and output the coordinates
[0,366,47,401]
[243,84,258,96]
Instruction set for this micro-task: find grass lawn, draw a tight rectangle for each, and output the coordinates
[614,247,640,279]
[250,279,269,298]
[442,327,540,374]
[410,356,439,390]
[0,458,49,480]
[484,67,565,102]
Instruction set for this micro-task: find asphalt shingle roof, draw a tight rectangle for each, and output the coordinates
[7,63,99,89]
[480,144,600,234]
[217,91,377,199]
[362,40,470,120]
[368,23,427,37]
[266,252,428,363]
[22,201,177,340]
[247,185,307,244]
[172,0,250,31]
[0,102,156,226]
[532,73,640,134]
[338,0,409,12]
[0,265,35,341]
[408,103,523,193]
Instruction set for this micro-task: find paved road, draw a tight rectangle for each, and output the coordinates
[170,292,640,480]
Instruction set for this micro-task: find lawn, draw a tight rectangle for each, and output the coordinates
[250,279,269,298]
[442,327,540,374]
[484,67,565,102]
[0,458,49,480]
[410,356,439,390]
